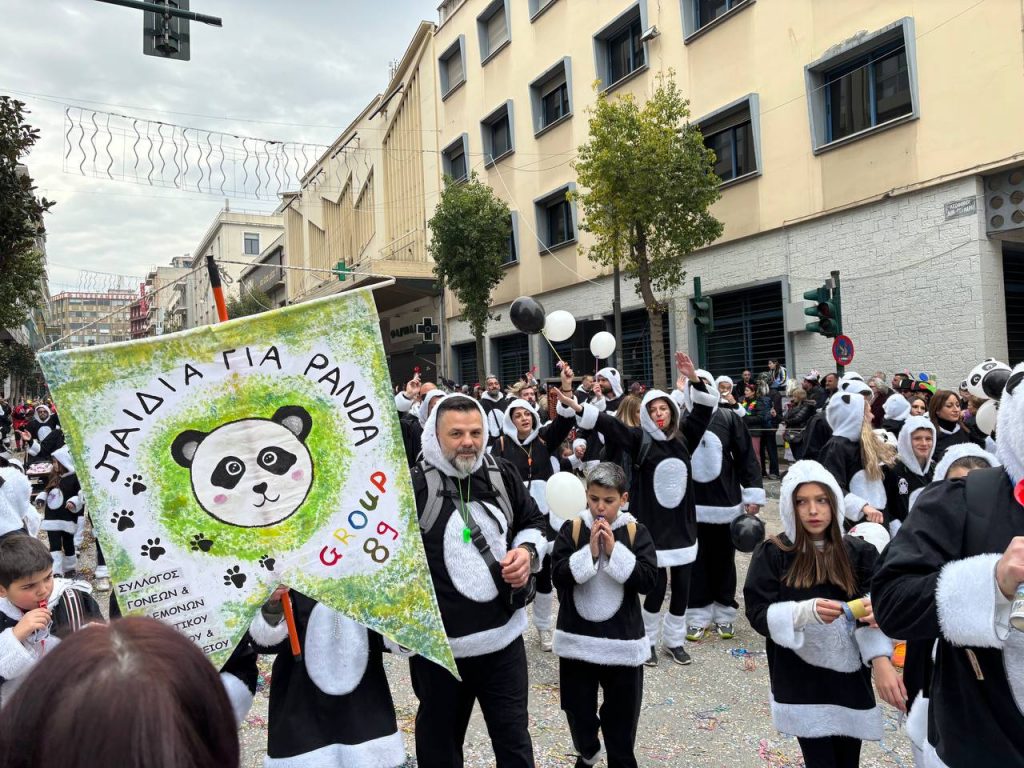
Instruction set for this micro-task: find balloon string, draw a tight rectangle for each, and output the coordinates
[541,333,566,366]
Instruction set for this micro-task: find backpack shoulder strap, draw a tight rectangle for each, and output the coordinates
[626,521,637,548]
[482,454,514,528]
[415,463,449,535]
[60,587,85,634]
[571,517,582,547]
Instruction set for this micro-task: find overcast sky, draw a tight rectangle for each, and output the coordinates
[1,0,432,293]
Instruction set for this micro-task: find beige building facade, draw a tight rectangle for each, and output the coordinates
[431,0,1024,388]
[49,290,134,350]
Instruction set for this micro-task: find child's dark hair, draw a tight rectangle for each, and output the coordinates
[948,455,994,475]
[0,535,52,588]
[586,462,627,494]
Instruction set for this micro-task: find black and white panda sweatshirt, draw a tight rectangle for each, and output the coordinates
[690,406,765,524]
[819,392,887,525]
[249,591,406,767]
[744,462,893,742]
[40,446,83,537]
[24,407,63,464]
[550,510,658,667]
[575,383,716,566]
[881,415,935,536]
[414,395,547,658]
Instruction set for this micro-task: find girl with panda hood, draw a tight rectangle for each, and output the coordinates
[744,461,901,767]
[881,414,936,537]
[872,360,1024,767]
[21,404,63,464]
[40,445,83,578]
[556,353,716,666]
[818,385,895,528]
[490,365,576,651]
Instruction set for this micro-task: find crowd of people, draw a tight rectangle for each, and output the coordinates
[0,350,1021,768]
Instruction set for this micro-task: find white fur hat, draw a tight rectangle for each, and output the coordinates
[933,442,1001,482]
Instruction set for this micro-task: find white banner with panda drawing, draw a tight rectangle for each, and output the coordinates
[38,290,456,675]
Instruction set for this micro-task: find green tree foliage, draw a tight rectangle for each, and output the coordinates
[572,73,723,389]
[0,98,52,333]
[0,340,37,390]
[428,172,511,378]
[226,288,273,319]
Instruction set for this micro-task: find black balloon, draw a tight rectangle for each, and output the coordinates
[509,296,546,334]
[730,514,766,554]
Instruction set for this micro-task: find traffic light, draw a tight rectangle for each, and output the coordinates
[691,294,714,334]
[803,285,839,337]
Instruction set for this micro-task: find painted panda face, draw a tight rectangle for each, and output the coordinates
[171,406,314,528]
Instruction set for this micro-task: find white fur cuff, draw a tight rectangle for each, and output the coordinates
[570,546,598,584]
[690,384,718,409]
[604,543,636,584]
[220,672,255,727]
[766,602,805,650]
[936,553,1006,649]
[854,626,893,665]
[556,401,578,419]
[511,529,547,571]
[394,392,413,413]
[0,627,35,681]
[742,487,767,506]
[249,612,290,648]
[844,493,869,522]
[578,403,599,430]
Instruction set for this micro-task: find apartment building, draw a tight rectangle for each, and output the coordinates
[49,289,134,350]
[433,0,1024,387]
[239,234,287,310]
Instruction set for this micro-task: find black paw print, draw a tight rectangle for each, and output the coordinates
[140,538,165,561]
[190,533,213,553]
[111,509,135,531]
[258,555,276,571]
[123,473,147,495]
[223,565,246,589]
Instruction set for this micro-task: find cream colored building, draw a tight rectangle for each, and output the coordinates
[433,0,1024,387]
[140,256,190,337]
[49,290,134,350]
[282,21,447,384]
[181,209,283,329]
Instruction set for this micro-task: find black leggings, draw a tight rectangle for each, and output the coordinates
[797,736,861,768]
[643,564,692,615]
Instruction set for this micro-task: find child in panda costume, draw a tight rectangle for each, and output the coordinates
[683,371,765,642]
[21,404,63,464]
[872,360,1024,766]
[881,415,936,537]
[249,588,406,767]
[0,466,40,540]
[819,390,894,528]
[556,353,715,666]
[489,367,576,651]
[39,446,84,578]
[744,461,901,767]
[881,394,911,437]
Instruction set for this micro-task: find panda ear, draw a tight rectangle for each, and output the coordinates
[272,406,313,443]
[841,394,852,405]
[171,430,206,468]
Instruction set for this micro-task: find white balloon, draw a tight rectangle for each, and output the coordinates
[546,472,586,520]
[847,521,890,554]
[543,311,576,343]
[589,331,616,359]
[976,399,999,435]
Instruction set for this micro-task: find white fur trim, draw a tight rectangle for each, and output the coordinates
[577,403,599,431]
[394,392,413,413]
[741,486,767,506]
[695,503,743,524]
[263,730,407,767]
[448,607,527,658]
[656,542,698,567]
[690,383,718,409]
[662,611,688,647]
[511,527,546,563]
[0,627,35,681]
[553,629,649,667]
[854,626,893,664]
[604,542,636,584]
[643,608,662,646]
[305,606,369,696]
[220,672,254,727]
[906,695,929,749]
[442,502,506,603]
[919,737,952,768]
[844,492,870,522]
[591,397,607,413]
[653,458,688,508]
[532,589,554,631]
[685,604,713,630]
[41,519,77,535]
[766,602,803,649]
[849,470,886,511]
[770,694,883,741]
[713,603,738,623]
[779,461,846,542]
[556,401,578,419]
[249,611,289,648]
[996,361,1024,485]
[569,546,598,584]
[932,442,1000,482]
[936,553,1006,648]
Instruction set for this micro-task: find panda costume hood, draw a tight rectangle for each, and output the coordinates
[595,367,624,399]
[826,392,866,441]
[896,415,936,478]
[501,398,540,446]
[933,441,1001,482]
[417,388,447,429]
[883,395,910,422]
[838,377,872,397]
[872,361,1024,766]
[639,389,681,441]
[778,460,845,543]
[51,445,75,474]
[420,394,487,479]
[820,392,889,524]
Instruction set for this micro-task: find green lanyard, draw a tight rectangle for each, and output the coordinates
[457,476,472,543]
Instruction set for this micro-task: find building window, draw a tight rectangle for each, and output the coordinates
[530,58,573,135]
[477,0,510,64]
[504,212,520,266]
[594,4,648,91]
[805,17,918,152]
[682,0,753,38]
[244,233,260,255]
[454,342,478,385]
[439,35,467,98]
[534,184,577,251]
[442,134,469,182]
[529,0,558,20]
[702,283,785,380]
[494,334,530,386]
[481,101,515,166]
[606,309,671,386]
[697,94,761,184]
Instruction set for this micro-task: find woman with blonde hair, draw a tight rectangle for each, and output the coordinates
[614,393,642,427]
